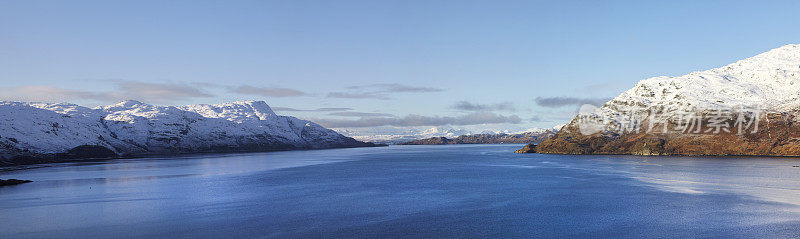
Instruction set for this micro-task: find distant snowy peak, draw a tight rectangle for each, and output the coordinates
[182,101,278,123]
[607,44,800,114]
[342,126,561,144]
[101,100,149,111]
[421,127,473,138]
[100,100,279,123]
[508,127,557,135]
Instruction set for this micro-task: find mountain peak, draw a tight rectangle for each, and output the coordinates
[180,100,277,123]
[0,100,374,164]
[103,100,150,111]
[230,100,275,115]
[535,43,800,156]
[607,43,800,114]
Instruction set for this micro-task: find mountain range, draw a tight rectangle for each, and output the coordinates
[0,100,379,166]
[338,126,562,144]
[400,129,557,145]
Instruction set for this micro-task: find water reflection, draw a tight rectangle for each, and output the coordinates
[1,145,799,238]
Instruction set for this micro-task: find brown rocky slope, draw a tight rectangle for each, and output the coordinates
[530,112,800,156]
[520,44,800,156]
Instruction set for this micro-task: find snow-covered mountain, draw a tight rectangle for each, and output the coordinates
[597,44,800,123]
[340,126,563,144]
[533,44,800,156]
[0,100,377,165]
[336,127,474,144]
[420,127,473,138]
[399,128,558,145]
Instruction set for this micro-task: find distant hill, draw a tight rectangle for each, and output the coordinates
[399,130,557,145]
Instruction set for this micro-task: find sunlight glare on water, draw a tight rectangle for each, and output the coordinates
[2,145,799,238]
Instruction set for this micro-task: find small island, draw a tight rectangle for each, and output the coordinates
[514,144,536,153]
[0,179,32,187]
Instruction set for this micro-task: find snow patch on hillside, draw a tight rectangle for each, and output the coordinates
[0,100,370,160]
[579,44,800,132]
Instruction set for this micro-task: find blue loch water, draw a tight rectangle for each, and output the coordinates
[1,144,800,238]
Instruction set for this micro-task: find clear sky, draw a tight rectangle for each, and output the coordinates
[2,0,800,134]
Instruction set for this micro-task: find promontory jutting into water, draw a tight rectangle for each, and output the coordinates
[1,145,800,238]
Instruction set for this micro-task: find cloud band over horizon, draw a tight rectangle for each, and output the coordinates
[534,96,611,108]
[313,112,522,128]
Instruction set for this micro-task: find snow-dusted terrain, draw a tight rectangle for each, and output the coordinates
[580,44,800,133]
[0,100,376,165]
[335,127,474,144]
[335,126,564,144]
[535,44,800,156]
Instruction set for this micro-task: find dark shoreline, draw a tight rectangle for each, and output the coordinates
[516,148,800,160]
[0,178,33,187]
[0,143,387,171]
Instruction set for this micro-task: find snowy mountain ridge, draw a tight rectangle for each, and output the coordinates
[338,126,474,144]
[600,44,800,116]
[533,44,800,156]
[0,100,376,165]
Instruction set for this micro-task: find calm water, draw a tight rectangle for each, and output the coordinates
[2,145,800,238]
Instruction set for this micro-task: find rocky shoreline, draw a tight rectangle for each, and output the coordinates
[514,143,536,153]
[519,113,800,157]
[0,178,32,187]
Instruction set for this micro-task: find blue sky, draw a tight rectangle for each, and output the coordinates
[2,0,800,132]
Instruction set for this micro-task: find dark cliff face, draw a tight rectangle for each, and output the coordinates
[400,131,556,145]
[0,139,384,167]
[527,112,800,156]
[0,179,32,187]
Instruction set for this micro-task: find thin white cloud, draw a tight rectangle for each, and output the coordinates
[326,92,390,100]
[0,85,118,103]
[230,85,308,97]
[0,80,214,105]
[534,96,611,108]
[346,83,443,93]
[452,101,516,112]
[313,112,522,128]
[113,80,214,104]
[328,112,396,117]
[328,83,443,100]
[272,107,353,112]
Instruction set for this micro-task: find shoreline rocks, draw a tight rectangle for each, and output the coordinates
[0,179,32,187]
[514,144,536,153]
[521,44,800,157]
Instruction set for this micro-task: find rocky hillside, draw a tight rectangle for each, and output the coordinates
[526,44,800,156]
[400,130,556,145]
[0,100,380,166]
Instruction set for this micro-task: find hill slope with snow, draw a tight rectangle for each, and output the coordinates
[600,44,800,118]
[530,44,800,156]
[0,100,378,165]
